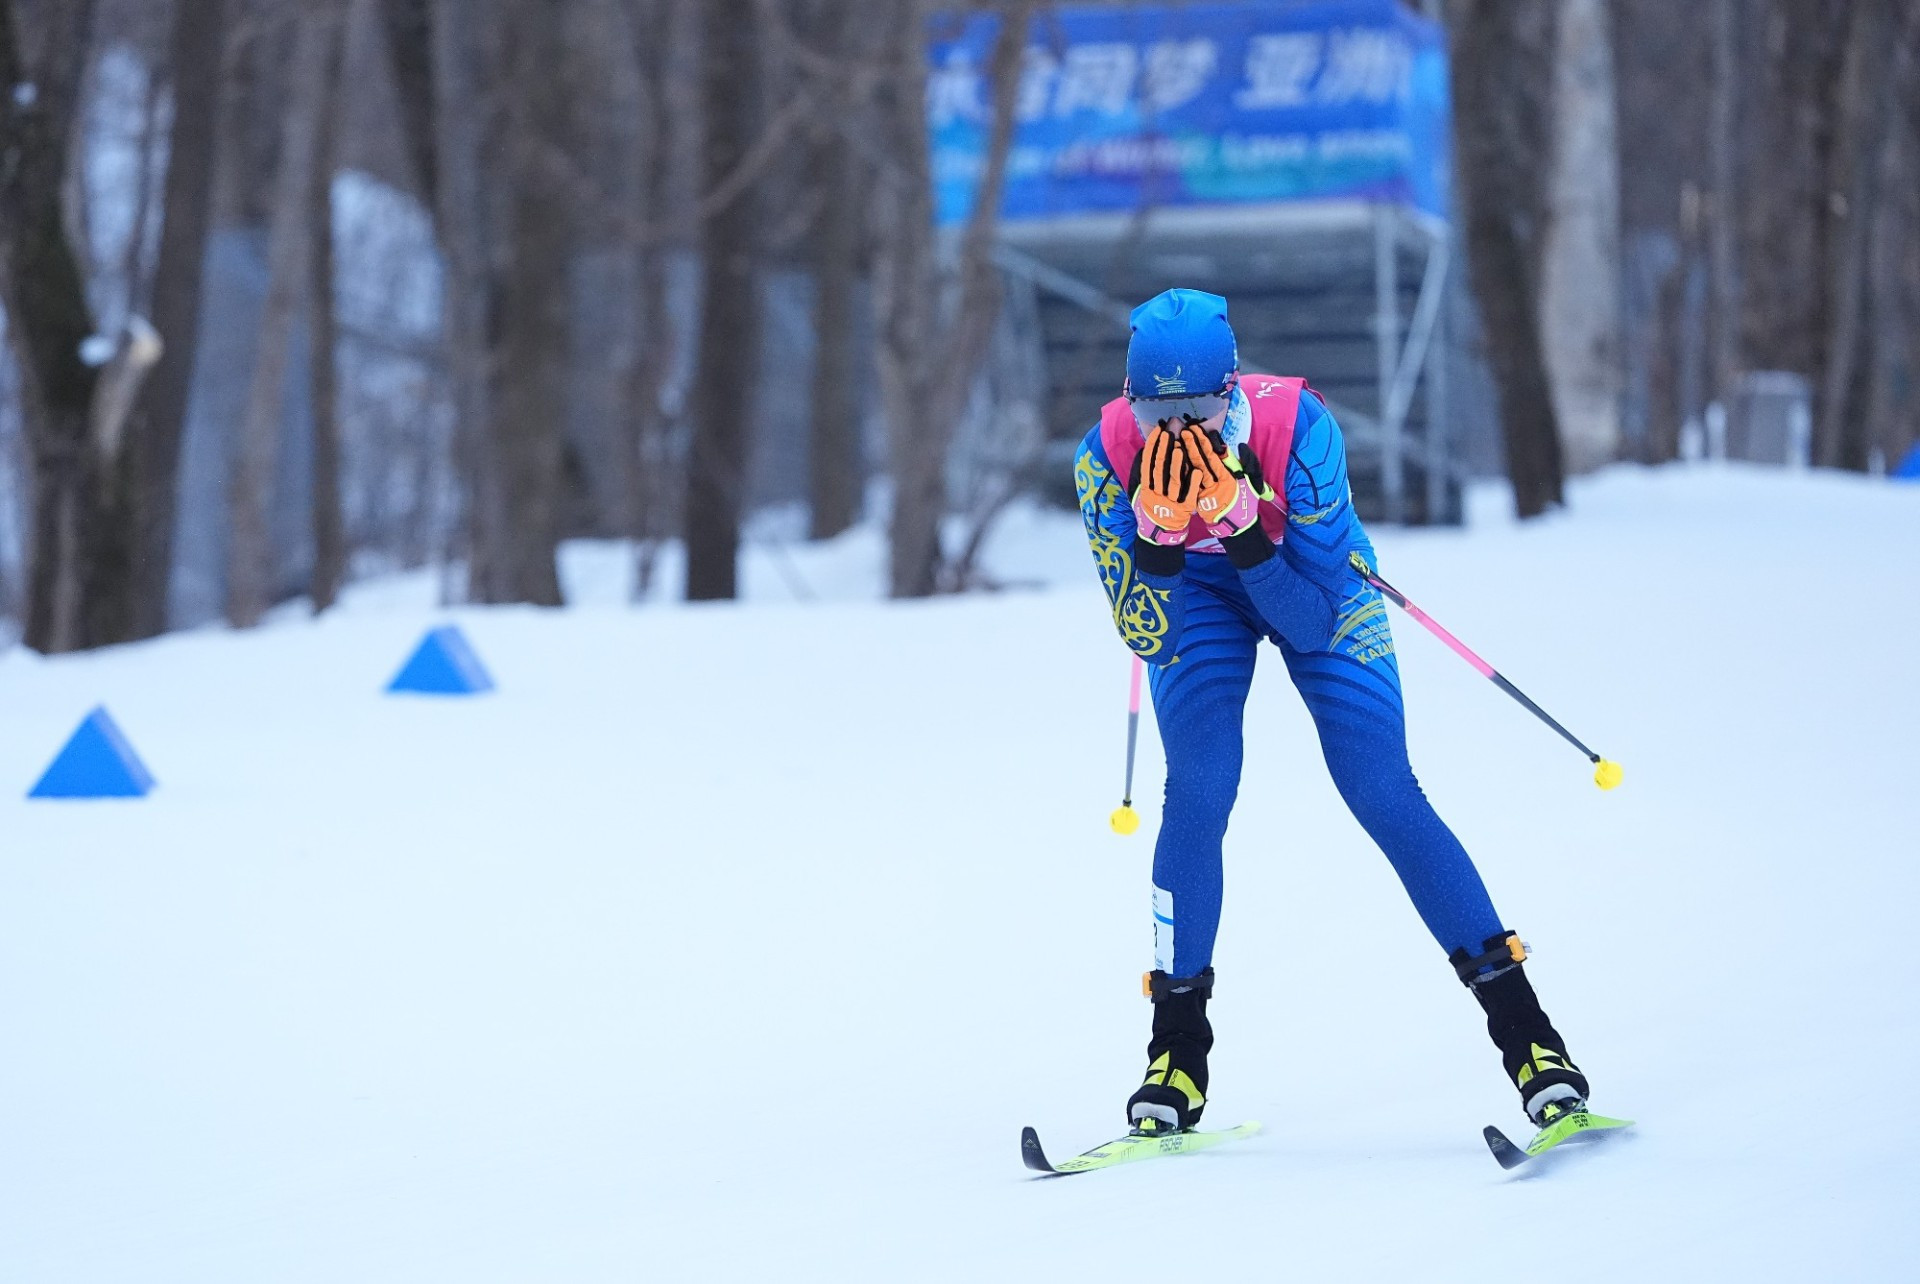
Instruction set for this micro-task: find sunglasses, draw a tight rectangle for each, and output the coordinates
[1126,378,1236,430]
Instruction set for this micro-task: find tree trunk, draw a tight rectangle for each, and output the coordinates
[873,0,946,599]
[310,4,347,614]
[1814,0,1888,472]
[1611,0,1711,465]
[471,0,568,606]
[1,0,108,654]
[114,0,230,640]
[429,0,497,595]
[377,0,438,205]
[873,0,1030,598]
[807,126,862,542]
[1725,0,1897,475]
[1540,0,1622,474]
[1449,0,1564,517]
[619,0,681,600]
[227,2,343,628]
[1870,4,1920,472]
[1737,2,1846,421]
[685,0,761,602]
[1644,216,1692,464]
[1705,0,1740,413]
[806,0,863,542]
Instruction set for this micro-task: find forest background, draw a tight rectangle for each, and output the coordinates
[2,0,1915,653]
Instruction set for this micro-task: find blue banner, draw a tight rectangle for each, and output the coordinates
[930,0,1451,226]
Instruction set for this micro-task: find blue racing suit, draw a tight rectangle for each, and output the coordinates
[1074,387,1505,976]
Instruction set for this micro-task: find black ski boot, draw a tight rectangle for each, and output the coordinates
[1451,932,1590,1125]
[1126,968,1214,1133]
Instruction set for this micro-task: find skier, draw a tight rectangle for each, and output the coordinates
[1073,288,1590,1136]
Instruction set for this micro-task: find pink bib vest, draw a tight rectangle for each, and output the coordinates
[1099,374,1305,548]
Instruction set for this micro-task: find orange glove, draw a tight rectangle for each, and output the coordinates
[1185,426,1239,528]
[1130,426,1200,544]
[1184,425,1272,539]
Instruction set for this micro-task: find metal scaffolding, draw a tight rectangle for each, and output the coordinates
[994,198,1463,525]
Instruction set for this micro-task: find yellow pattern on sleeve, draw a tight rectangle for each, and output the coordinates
[1076,450,1172,658]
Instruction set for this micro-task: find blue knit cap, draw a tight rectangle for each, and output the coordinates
[1126,289,1238,398]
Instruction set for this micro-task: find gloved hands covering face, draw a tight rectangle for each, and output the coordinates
[1185,425,1274,540]
[1130,425,1201,545]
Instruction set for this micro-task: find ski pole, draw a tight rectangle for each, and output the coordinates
[1110,655,1144,833]
[1348,551,1623,791]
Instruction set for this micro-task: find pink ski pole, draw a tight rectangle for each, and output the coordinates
[1348,551,1623,791]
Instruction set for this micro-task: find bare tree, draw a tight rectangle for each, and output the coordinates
[1539,0,1622,474]
[1450,0,1564,518]
[428,0,496,596]
[804,0,865,542]
[1,0,97,652]
[617,0,690,599]
[1735,3,1843,450]
[869,0,1032,598]
[684,0,761,601]
[227,0,344,627]
[1705,0,1740,416]
[1603,0,1920,477]
[471,0,570,605]
[1812,0,1890,472]
[310,0,349,613]
[1872,5,1920,472]
[376,0,436,204]
[0,0,166,653]
[1722,0,1902,474]
[1612,0,1709,463]
[423,0,571,606]
[115,0,230,639]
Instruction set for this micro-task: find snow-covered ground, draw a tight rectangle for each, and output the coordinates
[2,464,1917,1282]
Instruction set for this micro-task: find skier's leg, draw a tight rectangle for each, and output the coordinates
[1146,585,1260,978]
[1127,581,1259,1131]
[1279,587,1588,1122]
[1275,597,1503,957]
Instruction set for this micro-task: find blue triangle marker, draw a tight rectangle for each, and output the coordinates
[29,706,157,799]
[386,625,495,695]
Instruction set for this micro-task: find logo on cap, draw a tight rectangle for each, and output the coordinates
[1152,367,1187,395]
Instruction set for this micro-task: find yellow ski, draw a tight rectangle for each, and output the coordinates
[1484,1109,1633,1170]
[1021,1122,1261,1177]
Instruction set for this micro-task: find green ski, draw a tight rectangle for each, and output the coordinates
[1484,1108,1633,1170]
[1022,1122,1261,1177]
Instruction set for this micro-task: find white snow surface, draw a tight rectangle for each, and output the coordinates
[2,463,1917,1281]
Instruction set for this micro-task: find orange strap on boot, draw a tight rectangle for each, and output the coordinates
[1450,931,1529,985]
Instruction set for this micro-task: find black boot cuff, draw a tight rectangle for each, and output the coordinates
[1145,966,1215,1001]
